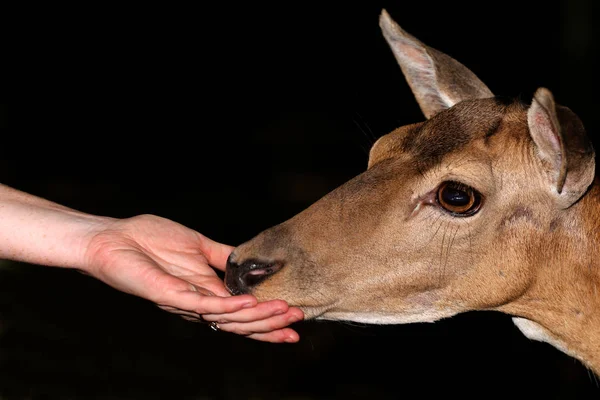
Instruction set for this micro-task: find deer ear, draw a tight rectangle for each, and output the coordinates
[379,10,493,119]
[527,87,596,208]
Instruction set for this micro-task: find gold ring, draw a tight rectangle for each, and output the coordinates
[209,321,220,331]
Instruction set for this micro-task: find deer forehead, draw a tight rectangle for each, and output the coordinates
[369,98,530,184]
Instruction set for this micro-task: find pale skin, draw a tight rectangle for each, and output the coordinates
[0,183,304,343]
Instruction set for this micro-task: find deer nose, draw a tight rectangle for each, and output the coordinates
[225,254,283,295]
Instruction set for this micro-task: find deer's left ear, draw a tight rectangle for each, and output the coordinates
[527,87,596,208]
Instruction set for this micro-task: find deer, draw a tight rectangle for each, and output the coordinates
[224,9,600,375]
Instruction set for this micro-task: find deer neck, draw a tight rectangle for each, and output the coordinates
[500,178,600,374]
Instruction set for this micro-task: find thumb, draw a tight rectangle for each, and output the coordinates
[199,234,235,271]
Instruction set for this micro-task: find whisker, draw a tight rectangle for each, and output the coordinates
[353,110,378,144]
[466,220,474,267]
[351,119,375,156]
[439,220,450,284]
[427,212,444,246]
[444,225,459,281]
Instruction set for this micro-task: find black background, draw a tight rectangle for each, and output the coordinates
[2,1,600,399]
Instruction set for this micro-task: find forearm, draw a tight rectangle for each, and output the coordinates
[0,183,114,270]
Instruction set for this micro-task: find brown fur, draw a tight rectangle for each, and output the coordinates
[225,10,599,374]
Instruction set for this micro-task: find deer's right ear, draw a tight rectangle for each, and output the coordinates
[527,87,596,208]
[379,10,493,119]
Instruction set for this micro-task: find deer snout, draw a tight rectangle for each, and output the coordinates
[224,253,284,295]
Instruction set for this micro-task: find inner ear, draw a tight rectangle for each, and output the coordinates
[527,88,567,192]
[379,10,493,119]
[527,87,596,207]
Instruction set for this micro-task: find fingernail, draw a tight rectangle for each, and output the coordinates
[274,309,286,315]
[242,302,254,309]
[285,336,298,343]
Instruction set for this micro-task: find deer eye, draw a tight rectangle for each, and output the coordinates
[436,181,482,216]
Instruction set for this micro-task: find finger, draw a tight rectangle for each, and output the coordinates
[159,291,257,315]
[157,304,201,319]
[189,278,231,297]
[246,328,301,343]
[201,300,289,323]
[140,270,231,300]
[181,315,204,323]
[199,235,235,271]
[215,307,304,335]
[188,286,217,297]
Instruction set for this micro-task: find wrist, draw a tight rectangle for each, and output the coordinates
[60,211,118,273]
[0,198,117,271]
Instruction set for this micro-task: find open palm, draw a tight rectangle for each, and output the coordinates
[84,214,303,342]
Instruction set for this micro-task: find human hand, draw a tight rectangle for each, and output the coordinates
[83,214,303,343]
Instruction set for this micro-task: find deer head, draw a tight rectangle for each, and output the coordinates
[225,10,598,372]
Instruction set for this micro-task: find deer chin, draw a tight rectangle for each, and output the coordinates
[317,308,460,325]
[309,291,461,324]
[284,293,461,324]
[247,284,337,320]
[248,279,460,325]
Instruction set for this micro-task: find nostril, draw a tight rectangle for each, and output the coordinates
[240,259,283,289]
[225,256,284,294]
[243,260,283,275]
